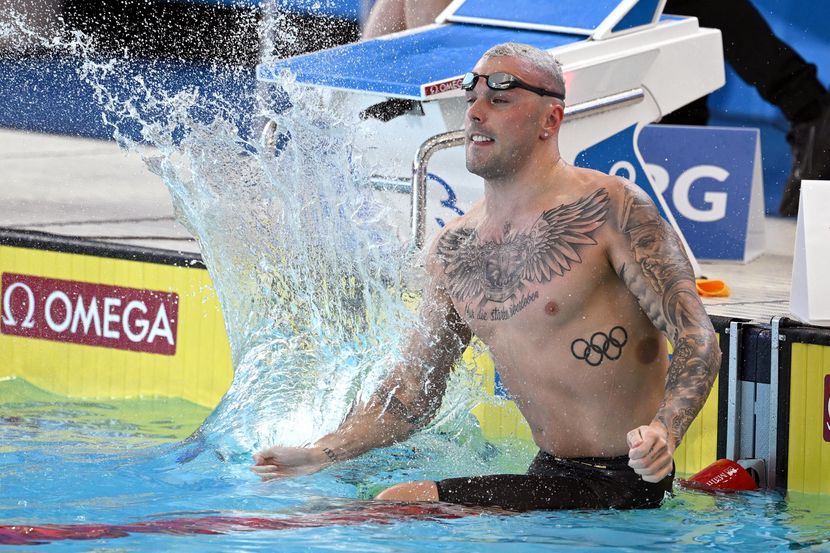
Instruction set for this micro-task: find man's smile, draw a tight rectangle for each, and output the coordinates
[469,133,495,145]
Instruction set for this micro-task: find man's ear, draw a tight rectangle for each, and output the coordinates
[540,102,565,139]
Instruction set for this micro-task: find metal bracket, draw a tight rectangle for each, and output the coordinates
[737,458,767,489]
[725,320,742,460]
[768,316,783,489]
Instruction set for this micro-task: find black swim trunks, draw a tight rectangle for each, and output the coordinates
[436,450,673,511]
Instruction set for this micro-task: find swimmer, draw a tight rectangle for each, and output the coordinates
[252,43,721,511]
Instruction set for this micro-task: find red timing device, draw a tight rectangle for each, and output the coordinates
[679,458,759,492]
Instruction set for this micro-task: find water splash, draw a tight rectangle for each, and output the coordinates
[109,73,426,452]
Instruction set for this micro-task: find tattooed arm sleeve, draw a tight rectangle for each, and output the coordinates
[314,248,472,460]
[609,182,721,448]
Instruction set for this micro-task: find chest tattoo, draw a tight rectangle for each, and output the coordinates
[571,325,628,366]
[437,188,609,320]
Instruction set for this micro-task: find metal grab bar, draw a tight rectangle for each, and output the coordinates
[410,130,466,250]
[564,88,644,121]
[407,87,646,250]
[368,175,412,194]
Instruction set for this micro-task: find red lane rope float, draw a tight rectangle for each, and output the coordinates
[0,503,478,545]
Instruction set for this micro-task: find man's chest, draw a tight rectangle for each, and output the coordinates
[435,187,614,333]
[443,239,612,334]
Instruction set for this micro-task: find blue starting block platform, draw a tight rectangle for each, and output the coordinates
[257,24,582,99]
[258,0,672,94]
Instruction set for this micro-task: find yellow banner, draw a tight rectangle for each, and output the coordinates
[0,243,232,408]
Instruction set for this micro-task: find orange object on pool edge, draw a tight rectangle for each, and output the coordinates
[696,278,730,297]
[678,459,759,492]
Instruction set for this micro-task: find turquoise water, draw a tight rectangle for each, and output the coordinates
[2,381,829,551]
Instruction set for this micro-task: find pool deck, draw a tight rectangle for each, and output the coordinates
[0,128,799,324]
[0,128,198,254]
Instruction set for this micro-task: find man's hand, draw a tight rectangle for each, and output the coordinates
[250,446,331,480]
[627,421,674,483]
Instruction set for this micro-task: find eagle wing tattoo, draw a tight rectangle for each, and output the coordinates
[435,227,486,301]
[436,188,610,303]
[519,187,609,282]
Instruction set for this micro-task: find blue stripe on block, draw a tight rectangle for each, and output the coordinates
[257,24,583,97]
[450,0,623,32]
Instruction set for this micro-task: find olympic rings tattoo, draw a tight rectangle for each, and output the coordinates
[571,326,628,367]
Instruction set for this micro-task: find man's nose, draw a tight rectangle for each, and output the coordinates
[465,79,492,122]
[466,95,486,123]
[467,104,481,123]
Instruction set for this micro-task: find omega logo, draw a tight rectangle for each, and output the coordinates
[1,281,35,328]
[426,78,463,96]
[1,273,179,355]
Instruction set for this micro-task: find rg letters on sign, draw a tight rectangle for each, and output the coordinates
[1,273,179,355]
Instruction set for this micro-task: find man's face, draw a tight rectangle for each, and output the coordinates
[629,221,670,290]
[463,56,553,180]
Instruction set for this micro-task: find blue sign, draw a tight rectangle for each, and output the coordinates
[574,124,670,219]
[638,125,761,261]
[575,124,763,262]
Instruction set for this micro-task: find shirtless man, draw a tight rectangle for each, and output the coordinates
[252,43,722,511]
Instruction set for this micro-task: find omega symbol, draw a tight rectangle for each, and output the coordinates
[2,281,36,329]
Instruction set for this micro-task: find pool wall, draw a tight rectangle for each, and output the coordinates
[777,327,830,494]
[1,227,828,496]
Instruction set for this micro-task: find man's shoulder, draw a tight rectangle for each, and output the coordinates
[566,166,657,215]
[432,205,482,246]
[557,166,666,243]
[569,165,631,196]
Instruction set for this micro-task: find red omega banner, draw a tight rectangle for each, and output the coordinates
[1,273,179,355]
[824,375,830,443]
[424,77,464,97]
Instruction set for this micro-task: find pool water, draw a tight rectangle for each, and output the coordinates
[2,378,829,552]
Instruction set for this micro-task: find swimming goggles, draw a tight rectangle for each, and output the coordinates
[461,72,565,100]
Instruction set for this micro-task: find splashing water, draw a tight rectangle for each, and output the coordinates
[1,9,501,477]
[132,75,416,452]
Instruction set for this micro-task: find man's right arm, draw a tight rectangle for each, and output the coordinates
[252,252,471,478]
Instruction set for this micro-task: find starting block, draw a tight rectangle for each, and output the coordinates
[790,180,830,327]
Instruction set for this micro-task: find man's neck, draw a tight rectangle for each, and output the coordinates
[482,156,566,222]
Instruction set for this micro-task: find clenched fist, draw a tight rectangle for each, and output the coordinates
[251,446,332,480]
[627,421,674,483]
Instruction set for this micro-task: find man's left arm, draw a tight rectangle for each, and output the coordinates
[608,182,722,482]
